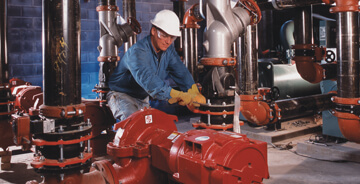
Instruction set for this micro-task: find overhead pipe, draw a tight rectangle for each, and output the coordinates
[123,0,136,52]
[324,0,360,143]
[183,3,203,82]
[172,0,187,55]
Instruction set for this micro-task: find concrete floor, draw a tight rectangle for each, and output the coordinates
[1,114,360,184]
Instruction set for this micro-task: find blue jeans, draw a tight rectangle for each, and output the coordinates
[107,91,150,121]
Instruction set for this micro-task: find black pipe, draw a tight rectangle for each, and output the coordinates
[123,0,136,52]
[276,93,335,121]
[238,25,258,95]
[294,6,313,45]
[0,0,8,84]
[172,0,185,55]
[43,0,81,106]
[337,12,359,98]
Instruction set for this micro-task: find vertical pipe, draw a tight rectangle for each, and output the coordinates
[183,28,198,82]
[172,0,186,55]
[293,6,313,45]
[43,0,81,106]
[0,0,8,84]
[123,0,136,52]
[238,25,258,95]
[337,12,359,98]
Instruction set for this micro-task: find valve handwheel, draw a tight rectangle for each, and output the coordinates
[127,17,142,34]
[237,0,262,25]
[325,50,336,63]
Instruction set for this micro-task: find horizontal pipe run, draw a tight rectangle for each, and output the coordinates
[241,93,335,125]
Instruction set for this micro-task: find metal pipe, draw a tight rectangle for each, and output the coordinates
[183,3,202,82]
[337,12,359,98]
[43,0,81,106]
[183,28,198,81]
[294,6,313,45]
[172,0,186,55]
[256,0,324,11]
[123,0,136,52]
[276,93,335,121]
[238,25,258,95]
[201,0,250,58]
[0,0,8,84]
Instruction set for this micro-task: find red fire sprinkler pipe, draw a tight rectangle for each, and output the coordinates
[89,108,269,184]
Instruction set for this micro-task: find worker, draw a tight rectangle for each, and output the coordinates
[107,9,206,121]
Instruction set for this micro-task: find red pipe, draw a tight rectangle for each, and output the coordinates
[240,94,277,126]
[183,3,202,29]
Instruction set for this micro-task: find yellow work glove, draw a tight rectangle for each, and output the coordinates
[187,84,206,107]
[168,89,194,106]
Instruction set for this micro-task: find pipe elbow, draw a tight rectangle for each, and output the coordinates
[241,97,273,126]
[338,119,360,143]
[295,60,324,84]
[183,4,203,29]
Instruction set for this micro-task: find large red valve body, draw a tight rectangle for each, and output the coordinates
[93,108,269,184]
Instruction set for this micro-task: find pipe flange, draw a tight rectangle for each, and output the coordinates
[97,56,120,62]
[332,96,360,105]
[39,104,86,119]
[200,57,236,66]
[237,0,262,25]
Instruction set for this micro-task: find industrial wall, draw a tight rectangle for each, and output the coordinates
[7,0,196,99]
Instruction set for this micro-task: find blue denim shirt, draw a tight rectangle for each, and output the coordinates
[108,35,195,100]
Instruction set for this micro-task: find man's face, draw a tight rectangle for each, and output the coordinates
[150,27,176,52]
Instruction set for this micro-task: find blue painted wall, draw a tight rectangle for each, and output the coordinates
[7,0,196,99]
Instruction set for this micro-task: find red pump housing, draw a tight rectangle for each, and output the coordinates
[92,108,269,184]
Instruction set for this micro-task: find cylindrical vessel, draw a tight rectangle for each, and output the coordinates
[337,12,359,98]
[238,25,258,95]
[123,0,136,52]
[0,0,8,83]
[43,0,81,106]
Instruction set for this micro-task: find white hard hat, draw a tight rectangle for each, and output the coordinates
[150,10,181,37]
